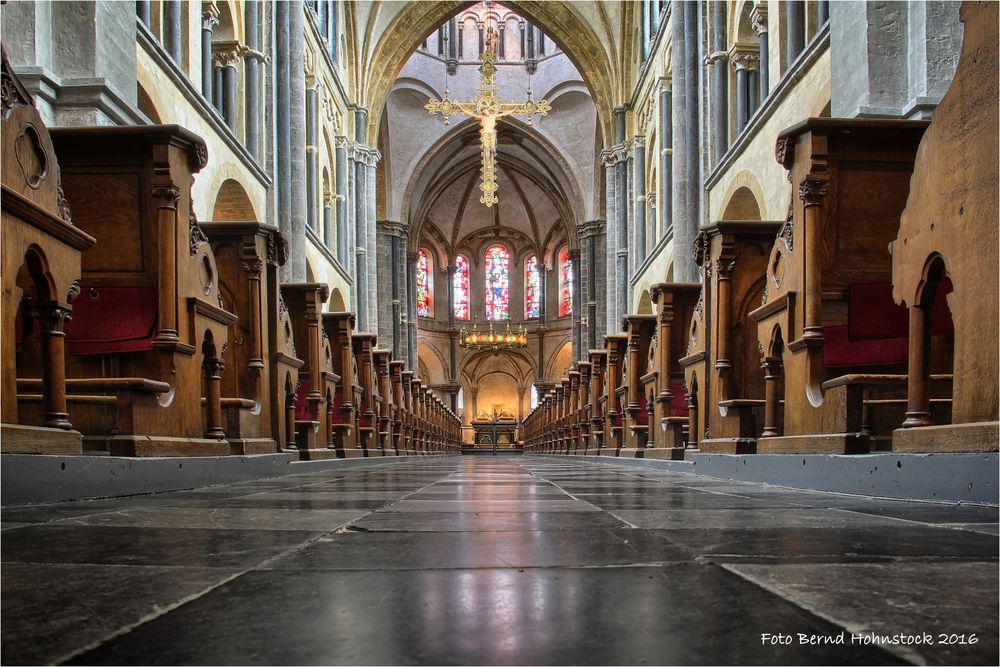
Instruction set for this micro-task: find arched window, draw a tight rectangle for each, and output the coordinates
[416,248,434,318]
[558,246,573,317]
[453,254,470,321]
[484,244,510,320]
[524,255,541,319]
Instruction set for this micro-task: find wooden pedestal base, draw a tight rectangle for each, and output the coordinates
[617,448,645,458]
[106,436,231,457]
[642,447,687,460]
[699,438,757,454]
[228,438,278,455]
[756,433,869,454]
[892,421,999,453]
[1,423,83,455]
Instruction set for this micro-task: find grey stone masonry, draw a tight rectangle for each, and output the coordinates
[1,0,141,126]
[831,1,961,120]
[671,0,701,284]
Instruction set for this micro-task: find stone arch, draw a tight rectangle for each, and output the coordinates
[136,82,161,123]
[721,185,763,220]
[417,340,449,385]
[545,337,574,380]
[329,288,347,312]
[364,1,617,147]
[637,288,653,314]
[211,179,258,221]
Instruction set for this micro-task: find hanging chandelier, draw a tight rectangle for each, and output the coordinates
[459,318,528,351]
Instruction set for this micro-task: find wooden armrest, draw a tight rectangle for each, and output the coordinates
[640,371,658,385]
[220,398,256,409]
[865,398,952,406]
[821,374,908,390]
[18,393,116,405]
[18,377,169,394]
[718,399,766,408]
[663,416,688,424]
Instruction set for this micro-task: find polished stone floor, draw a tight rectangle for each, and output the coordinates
[2,457,997,666]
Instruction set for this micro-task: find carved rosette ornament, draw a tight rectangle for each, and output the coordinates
[691,233,709,267]
[775,136,793,168]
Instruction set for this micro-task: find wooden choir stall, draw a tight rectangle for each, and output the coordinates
[2,49,96,454]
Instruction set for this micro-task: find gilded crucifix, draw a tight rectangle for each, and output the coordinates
[425,28,551,207]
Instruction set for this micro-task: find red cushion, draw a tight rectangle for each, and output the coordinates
[636,393,648,426]
[849,281,954,340]
[294,379,312,421]
[65,286,157,355]
[669,383,688,417]
[823,325,908,367]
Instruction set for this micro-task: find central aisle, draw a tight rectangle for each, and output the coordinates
[2,458,997,665]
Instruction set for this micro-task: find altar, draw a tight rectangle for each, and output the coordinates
[466,406,521,453]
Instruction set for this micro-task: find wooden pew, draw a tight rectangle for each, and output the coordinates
[643,283,701,458]
[587,350,607,454]
[2,48,97,454]
[619,314,657,457]
[372,349,394,455]
[599,335,628,455]
[203,221,303,454]
[890,1,999,453]
[678,223,782,455]
[749,118,929,454]
[389,360,406,454]
[281,284,341,460]
[322,311,360,456]
[47,125,238,456]
[574,362,592,454]
[351,333,378,456]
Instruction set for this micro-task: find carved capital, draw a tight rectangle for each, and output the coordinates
[750,6,769,36]
[798,175,830,207]
[152,183,181,208]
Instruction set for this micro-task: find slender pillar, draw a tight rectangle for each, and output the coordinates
[902,302,933,427]
[710,2,728,163]
[799,176,828,339]
[326,0,336,60]
[761,357,782,437]
[633,139,646,262]
[201,9,219,99]
[163,0,182,63]
[447,18,458,74]
[316,0,327,36]
[603,156,617,330]
[213,66,224,112]
[323,193,334,249]
[818,0,829,26]
[34,304,72,429]
[204,355,226,439]
[571,249,582,361]
[335,137,348,261]
[275,0,292,273]
[287,0,307,280]
[641,2,651,61]
[406,251,418,368]
[735,60,749,132]
[153,184,180,343]
[244,0,262,160]
[365,158,378,334]
[137,1,151,27]
[671,0,700,283]
[752,7,769,101]
[306,82,319,232]
[221,55,239,132]
[785,0,805,65]
[393,234,404,359]
[658,82,672,237]
[354,154,368,329]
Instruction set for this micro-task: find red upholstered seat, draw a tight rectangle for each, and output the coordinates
[849,281,954,340]
[64,286,157,355]
[636,393,648,425]
[294,380,312,420]
[823,325,908,367]
[669,383,688,417]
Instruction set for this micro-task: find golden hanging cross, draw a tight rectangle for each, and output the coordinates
[425,28,551,207]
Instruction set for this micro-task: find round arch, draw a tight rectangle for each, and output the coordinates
[212,179,258,221]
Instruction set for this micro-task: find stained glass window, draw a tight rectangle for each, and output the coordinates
[524,255,541,319]
[484,244,510,320]
[453,254,470,321]
[558,246,573,317]
[416,248,433,318]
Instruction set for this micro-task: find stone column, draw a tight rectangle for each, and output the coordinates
[216,47,240,132]
[818,0,829,26]
[201,7,219,100]
[785,0,805,65]
[709,1,728,164]
[275,0,292,274]
[137,0,151,27]
[633,137,646,263]
[287,0,307,280]
[244,0,263,161]
[163,0,183,63]
[641,2,651,61]
[365,159,378,335]
[570,249,582,361]
[735,57,749,132]
[671,0,700,283]
[335,137,348,262]
[305,79,319,233]
[397,229,409,361]
[447,18,458,74]
[658,81,672,237]
[213,65,224,112]
[406,251,418,368]
[316,0,327,36]
[353,149,368,330]
[326,1,336,60]
[751,6,769,101]
[323,192,334,250]
[376,220,401,346]
[602,154,617,332]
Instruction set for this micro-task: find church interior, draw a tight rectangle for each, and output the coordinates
[1,0,998,664]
